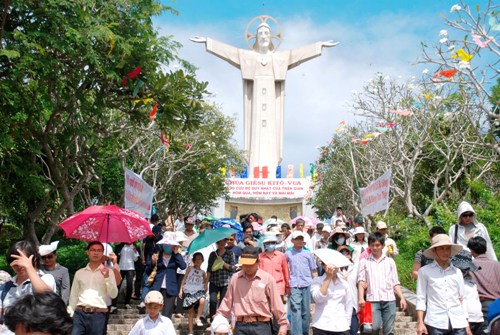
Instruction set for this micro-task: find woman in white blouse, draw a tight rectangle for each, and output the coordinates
[349,227,368,263]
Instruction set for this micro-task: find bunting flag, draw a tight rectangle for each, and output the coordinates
[253,167,260,179]
[220,166,227,178]
[149,102,159,120]
[241,166,248,178]
[276,166,282,178]
[471,29,492,48]
[299,163,304,178]
[160,132,170,151]
[335,120,348,133]
[309,163,315,178]
[287,165,294,178]
[433,69,458,78]
[229,167,235,178]
[132,80,145,98]
[451,48,473,62]
[389,109,412,116]
[262,166,269,179]
[121,66,142,87]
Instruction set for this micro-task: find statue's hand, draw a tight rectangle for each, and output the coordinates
[322,40,339,48]
[190,36,207,43]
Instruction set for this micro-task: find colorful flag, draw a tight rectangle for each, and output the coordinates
[262,166,269,179]
[253,167,260,179]
[276,166,282,178]
[241,166,248,178]
[309,163,315,177]
[287,165,294,178]
[229,167,235,178]
[220,166,227,178]
[299,163,304,178]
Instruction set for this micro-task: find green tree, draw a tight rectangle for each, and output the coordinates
[0,0,211,244]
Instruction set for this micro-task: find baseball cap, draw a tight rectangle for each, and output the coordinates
[145,290,164,304]
[376,221,388,229]
[291,231,305,240]
[354,216,365,224]
[239,246,260,265]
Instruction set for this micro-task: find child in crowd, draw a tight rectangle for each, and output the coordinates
[179,252,208,335]
[128,290,176,335]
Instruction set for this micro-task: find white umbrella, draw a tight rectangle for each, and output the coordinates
[314,248,351,268]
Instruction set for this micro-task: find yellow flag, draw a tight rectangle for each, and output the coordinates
[299,163,304,178]
[451,48,473,62]
[220,166,226,178]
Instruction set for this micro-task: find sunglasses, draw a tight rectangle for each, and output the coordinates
[41,254,54,260]
[461,213,474,218]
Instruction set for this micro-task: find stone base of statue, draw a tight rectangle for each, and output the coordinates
[211,178,315,221]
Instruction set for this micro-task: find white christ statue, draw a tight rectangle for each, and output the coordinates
[191,16,337,178]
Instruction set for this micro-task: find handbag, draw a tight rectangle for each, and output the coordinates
[211,255,225,272]
[358,301,373,334]
[147,264,157,286]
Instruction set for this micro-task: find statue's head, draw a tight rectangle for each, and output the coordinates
[253,23,274,52]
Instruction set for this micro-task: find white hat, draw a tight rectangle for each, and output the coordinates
[314,248,351,268]
[145,290,164,304]
[376,221,388,229]
[352,227,367,236]
[269,226,282,235]
[211,314,231,335]
[322,225,332,234]
[423,234,462,259]
[102,243,114,257]
[175,231,188,243]
[332,226,351,238]
[291,231,305,240]
[262,232,277,244]
[39,241,59,256]
[157,231,180,246]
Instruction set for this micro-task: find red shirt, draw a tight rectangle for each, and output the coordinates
[259,250,290,295]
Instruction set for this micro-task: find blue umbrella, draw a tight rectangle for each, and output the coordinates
[212,218,243,242]
[187,227,239,254]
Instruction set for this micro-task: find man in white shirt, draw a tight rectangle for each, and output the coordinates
[416,234,471,335]
[330,206,347,225]
[69,241,118,335]
[174,214,185,232]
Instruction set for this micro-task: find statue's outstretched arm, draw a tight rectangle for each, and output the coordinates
[321,40,339,48]
[190,36,207,44]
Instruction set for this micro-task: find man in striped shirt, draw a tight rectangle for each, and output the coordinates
[358,232,407,335]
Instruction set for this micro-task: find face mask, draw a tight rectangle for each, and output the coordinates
[265,244,276,251]
[335,236,346,245]
[163,245,174,254]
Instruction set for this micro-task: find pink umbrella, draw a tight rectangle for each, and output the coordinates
[59,205,153,243]
[291,216,319,228]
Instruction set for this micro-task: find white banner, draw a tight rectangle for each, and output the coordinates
[124,168,155,218]
[225,178,310,199]
[360,169,391,216]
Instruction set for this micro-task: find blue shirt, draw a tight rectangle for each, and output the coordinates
[285,248,316,288]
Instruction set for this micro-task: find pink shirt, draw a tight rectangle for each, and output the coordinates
[259,250,289,295]
[357,253,400,302]
[216,269,289,334]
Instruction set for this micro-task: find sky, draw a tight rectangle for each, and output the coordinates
[153,0,484,173]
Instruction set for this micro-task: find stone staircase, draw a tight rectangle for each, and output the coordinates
[106,303,417,335]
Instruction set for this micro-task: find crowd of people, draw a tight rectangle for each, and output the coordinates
[0,201,498,335]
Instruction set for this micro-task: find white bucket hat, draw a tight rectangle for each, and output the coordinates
[352,227,367,236]
[157,231,180,246]
[262,232,277,244]
[39,241,60,256]
[423,234,462,259]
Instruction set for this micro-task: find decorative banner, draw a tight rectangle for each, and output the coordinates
[287,165,294,178]
[225,178,310,199]
[124,168,155,218]
[253,166,260,178]
[262,166,269,179]
[360,169,391,216]
[276,166,282,178]
[240,166,248,178]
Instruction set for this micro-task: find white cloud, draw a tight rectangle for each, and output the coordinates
[155,11,441,168]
